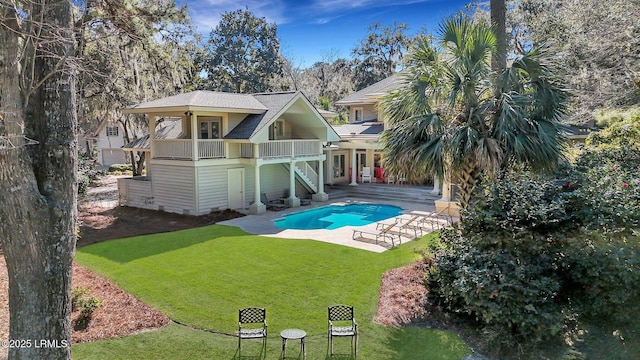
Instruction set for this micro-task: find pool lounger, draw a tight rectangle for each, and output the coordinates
[352,223,399,248]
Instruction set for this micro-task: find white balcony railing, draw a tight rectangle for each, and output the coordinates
[198,139,225,159]
[153,139,225,160]
[152,139,319,160]
[258,140,320,159]
[154,139,193,159]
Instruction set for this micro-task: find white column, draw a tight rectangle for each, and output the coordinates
[191,113,199,161]
[149,115,156,159]
[313,158,329,201]
[350,148,358,186]
[288,161,300,207]
[250,164,266,214]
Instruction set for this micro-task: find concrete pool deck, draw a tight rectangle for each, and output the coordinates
[218,197,440,253]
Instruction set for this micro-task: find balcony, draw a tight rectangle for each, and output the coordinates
[152,139,321,161]
[153,139,225,160]
[241,140,321,159]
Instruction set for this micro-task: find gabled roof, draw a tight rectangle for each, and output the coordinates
[122,90,268,113]
[335,74,400,105]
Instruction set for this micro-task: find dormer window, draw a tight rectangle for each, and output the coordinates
[106,126,119,137]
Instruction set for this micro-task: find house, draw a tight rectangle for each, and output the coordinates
[89,119,129,166]
[118,90,340,215]
[331,75,400,185]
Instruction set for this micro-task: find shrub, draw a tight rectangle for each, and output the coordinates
[78,153,101,195]
[72,286,102,316]
[107,163,132,174]
[428,145,640,348]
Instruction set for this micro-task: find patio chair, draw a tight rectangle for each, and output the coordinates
[361,167,372,183]
[328,304,358,357]
[261,193,286,211]
[238,307,267,355]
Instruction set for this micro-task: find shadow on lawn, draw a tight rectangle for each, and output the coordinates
[383,326,470,360]
[79,224,247,263]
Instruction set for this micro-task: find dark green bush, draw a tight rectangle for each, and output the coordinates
[78,153,101,195]
[429,151,640,347]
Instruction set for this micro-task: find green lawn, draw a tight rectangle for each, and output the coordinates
[73,224,471,359]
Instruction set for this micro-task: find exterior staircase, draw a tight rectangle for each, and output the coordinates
[282,163,318,194]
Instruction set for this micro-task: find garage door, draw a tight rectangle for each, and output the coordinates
[101,149,126,165]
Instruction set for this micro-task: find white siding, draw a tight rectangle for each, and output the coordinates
[118,177,154,210]
[227,113,247,135]
[260,164,291,200]
[152,164,196,215]
[196,164,255,215]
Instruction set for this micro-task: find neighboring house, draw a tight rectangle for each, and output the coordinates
[90,119,128,166]
[118,90,340,215]
[331,75,403,185]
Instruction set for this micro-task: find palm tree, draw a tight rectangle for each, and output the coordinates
[380,16,568,209]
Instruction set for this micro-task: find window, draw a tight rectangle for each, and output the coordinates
[199,118,221,139]
[354,108,363,122]
[106,126,119,137]
[269,120,285,140]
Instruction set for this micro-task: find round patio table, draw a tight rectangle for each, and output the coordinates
[280,328,306,359]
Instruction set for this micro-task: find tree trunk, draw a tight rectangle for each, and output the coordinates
[454,161,482,210]
[0,1,77,359]
[490,0,507,74]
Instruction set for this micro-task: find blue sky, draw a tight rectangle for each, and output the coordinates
[178,0,472,67]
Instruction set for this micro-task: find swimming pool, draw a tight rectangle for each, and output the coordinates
[274,203,403,230]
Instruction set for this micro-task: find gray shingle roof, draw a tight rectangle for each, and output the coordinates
[335,74,400,105]
[224,92,299,139]
[125,90,268,111]
[333,122,384,136]
[121,119,182,150]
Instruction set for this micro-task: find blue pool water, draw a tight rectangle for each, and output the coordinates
[274,203,403,230]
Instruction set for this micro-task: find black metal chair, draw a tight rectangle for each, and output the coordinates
[328,304,358,357]
[238,307,267,355]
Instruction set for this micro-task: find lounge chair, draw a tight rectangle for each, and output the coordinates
[260,193,286,211]
[397,215,423,238]
[352,222,399,247]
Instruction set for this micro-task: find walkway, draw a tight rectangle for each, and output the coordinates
[219,197,439,253]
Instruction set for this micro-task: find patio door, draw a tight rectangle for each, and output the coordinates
[227,168,245,210]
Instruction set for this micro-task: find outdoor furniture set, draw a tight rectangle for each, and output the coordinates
[238,305,358,359]
[351,209,454,248]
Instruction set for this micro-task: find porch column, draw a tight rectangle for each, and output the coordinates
[288,161,300,207]
[250,164,266,214]
[191,113,199,161]
[350,148,358,186]
[149,115,156,159]
[313,158,329,201]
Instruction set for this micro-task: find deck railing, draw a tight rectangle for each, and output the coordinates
[153,139,225,160]
[197,139,225,159]
[258,140,320,159]
[154,139,192,159]
[153,139,319,160]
